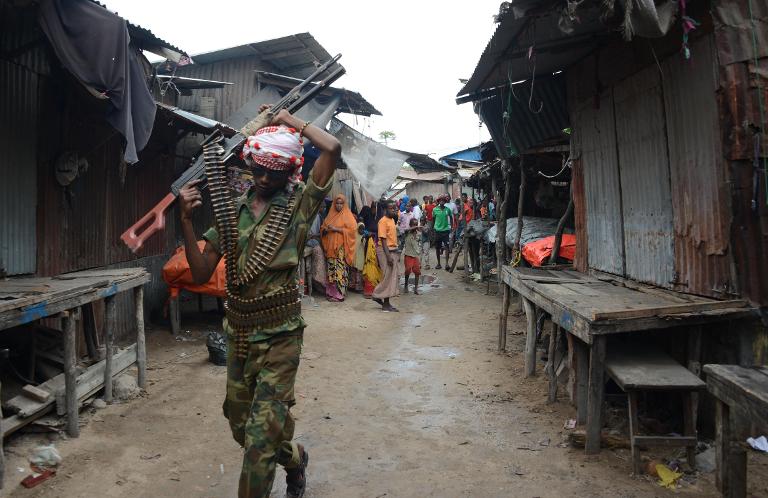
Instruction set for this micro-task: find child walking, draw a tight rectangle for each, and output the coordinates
[403,218,422,295]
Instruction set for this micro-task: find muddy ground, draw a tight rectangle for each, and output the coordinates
[4,270,767,497]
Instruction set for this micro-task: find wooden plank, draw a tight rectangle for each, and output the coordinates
[21,384,51,403]
[517,276,588,284]
[0,274,148,330]
[592,300,748,321]
[705,365,768,425]
[585,335,606,455]
[54,345,137,416]
[605,349,706,390]
[632,435,698,446]
[590,307,757,334]
[523,298,536,378]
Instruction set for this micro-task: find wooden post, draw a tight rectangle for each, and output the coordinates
[575,338,589,425]
[169,294,180,335]
[585,335,607,454]
[104,296,116,403]
[82,302,99,360]
[514,160,526,255]
[522,298,536,377]
[135,286,147,389]
[496,161,512,293]
[62,310,79,437]
[715,399,746,497]
[628,391,641,474]
[498,284,511,351]
[683,392,697,470]
[547,324,561,403]
[549,182,574,264]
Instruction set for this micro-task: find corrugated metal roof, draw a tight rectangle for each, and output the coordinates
[457,0,608,100]
[397,170,448,182]
[254,71,380,117]
[191,33,341,80]
[439,146,483,166]
[157,75,233,90]
[475,74,569,157]
[156,102,238,136]
[88,0,187,59]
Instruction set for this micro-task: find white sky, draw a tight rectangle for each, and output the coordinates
[103,0,496,157]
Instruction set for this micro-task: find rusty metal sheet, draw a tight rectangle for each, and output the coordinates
[662,35,736,298]
[0,60,38,275]
[613,64,675,288]
[570,159,588,273]
[571,91,625,277]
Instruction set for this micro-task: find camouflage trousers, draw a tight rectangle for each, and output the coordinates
[224,332,303,498]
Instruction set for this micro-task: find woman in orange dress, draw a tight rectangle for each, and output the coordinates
[320,194,358,301]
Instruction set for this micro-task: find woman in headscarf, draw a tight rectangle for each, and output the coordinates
[321,194,358,301]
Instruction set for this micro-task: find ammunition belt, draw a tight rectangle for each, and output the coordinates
[203,132,300,359]
[225,285,302,358]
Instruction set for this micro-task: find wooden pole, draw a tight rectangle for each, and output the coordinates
[496,160,512,291]
[135,286,147,389]
[104,296,116,403]
[522,297,537,377]
[549,181,574,265]
[498,284,511,351]
[514,158,526,255]
[62,310,80,437]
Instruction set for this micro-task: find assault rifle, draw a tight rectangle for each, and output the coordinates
[120,54,345,253]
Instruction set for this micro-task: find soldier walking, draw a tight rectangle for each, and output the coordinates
[178,108,340,498]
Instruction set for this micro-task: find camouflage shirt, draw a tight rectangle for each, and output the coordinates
[203,173,333,341]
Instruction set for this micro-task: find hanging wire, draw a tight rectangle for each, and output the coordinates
[538,154,572,179]
[747,0,768,205]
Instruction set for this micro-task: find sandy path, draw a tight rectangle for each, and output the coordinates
[5,270,727,497]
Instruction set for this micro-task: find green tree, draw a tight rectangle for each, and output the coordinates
[379,130,396,145]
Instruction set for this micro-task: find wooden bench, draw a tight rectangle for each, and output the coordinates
[704,364,768,498]
[605,348,706,474]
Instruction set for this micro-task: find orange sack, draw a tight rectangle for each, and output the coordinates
[162,241,227,298]
[521,234,576,267]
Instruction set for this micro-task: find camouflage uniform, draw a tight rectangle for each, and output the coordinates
[204,173,332,498]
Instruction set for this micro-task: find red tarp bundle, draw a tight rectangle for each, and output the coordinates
[521,234,576,267]
[162,242,226,298]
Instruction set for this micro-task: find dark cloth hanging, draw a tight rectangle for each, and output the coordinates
[39,0,156,163]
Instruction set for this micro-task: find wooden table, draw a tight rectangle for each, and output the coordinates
[499,266,755,454]
[704,364,768,498]
[0,268,149,488]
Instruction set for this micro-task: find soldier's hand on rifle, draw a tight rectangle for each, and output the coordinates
[179,180,203,221]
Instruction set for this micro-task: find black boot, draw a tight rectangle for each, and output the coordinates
[286,445,309,498]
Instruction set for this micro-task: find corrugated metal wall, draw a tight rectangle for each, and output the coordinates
[175,56,275,122]
[662,36,736,297]
[572,92,625,276]
[613,65,675,287]
[569,33,733,294]
[0,60,38,275]
[0,5,48,276]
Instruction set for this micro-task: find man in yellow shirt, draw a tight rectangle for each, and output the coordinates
[373,201,400,311]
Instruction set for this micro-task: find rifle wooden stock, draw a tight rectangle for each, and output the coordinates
[120,193,176,253]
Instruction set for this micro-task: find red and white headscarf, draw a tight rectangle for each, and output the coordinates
[240,125,305,192]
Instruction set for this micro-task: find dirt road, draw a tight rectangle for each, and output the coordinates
[6,271,734,497]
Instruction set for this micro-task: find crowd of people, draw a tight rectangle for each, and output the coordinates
[306,191,497,312]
